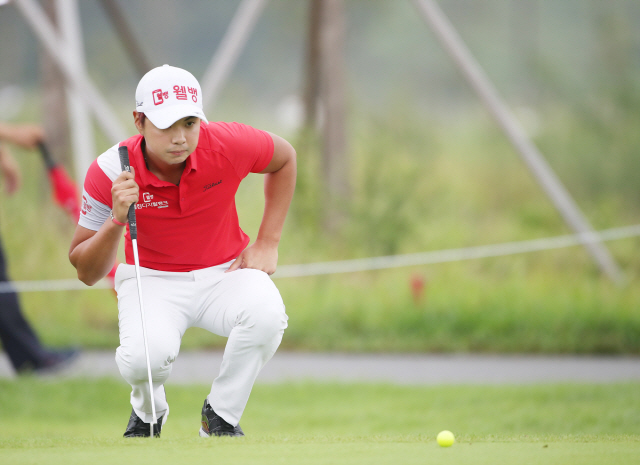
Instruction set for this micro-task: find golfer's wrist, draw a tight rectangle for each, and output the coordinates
[110,210,127,227]
[255,235,280,248]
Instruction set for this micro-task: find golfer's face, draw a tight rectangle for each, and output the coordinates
[142,116,200,166]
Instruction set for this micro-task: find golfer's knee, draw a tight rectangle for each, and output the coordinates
[245,300,288,345]
[227,269,288,343]
[116,345,174,384]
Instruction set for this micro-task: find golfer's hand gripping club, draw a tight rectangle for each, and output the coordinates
[118,146,158,437]
[117,147,137,240]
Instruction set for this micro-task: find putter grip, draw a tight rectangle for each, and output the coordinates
[117,146,137,240]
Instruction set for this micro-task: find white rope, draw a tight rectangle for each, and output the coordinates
[0,224,638,293]
[274,224,640,278]
[0,278,112,294]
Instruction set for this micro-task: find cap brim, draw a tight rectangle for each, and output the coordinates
[145,104,208,129]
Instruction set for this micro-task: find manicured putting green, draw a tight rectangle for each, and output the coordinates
[0,378,638,464]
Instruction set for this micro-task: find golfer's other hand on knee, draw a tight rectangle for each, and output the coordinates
[226,240,278,275]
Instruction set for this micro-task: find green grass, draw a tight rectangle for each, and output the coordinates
[0,378,639,464]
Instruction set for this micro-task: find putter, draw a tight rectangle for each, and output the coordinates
[118,146,158,438]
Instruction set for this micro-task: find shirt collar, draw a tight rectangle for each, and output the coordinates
[132,137,198,187]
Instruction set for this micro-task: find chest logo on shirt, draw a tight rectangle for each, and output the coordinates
[135,192,169,210]
[203,180,222,192]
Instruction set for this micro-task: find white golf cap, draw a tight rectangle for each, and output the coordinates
[135,64,208,129]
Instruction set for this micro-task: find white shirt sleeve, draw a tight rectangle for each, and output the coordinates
[78,188,111,231]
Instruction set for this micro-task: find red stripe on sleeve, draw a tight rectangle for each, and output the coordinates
[83,159,113,207]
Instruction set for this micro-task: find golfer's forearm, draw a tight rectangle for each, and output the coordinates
[257,159,296,245]
[70,222,123,285]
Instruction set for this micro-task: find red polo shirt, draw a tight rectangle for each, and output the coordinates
[80,122,274,272]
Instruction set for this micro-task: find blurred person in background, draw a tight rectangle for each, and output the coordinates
[0,122,79,374]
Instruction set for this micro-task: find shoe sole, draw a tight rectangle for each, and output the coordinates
[199,427,244,438]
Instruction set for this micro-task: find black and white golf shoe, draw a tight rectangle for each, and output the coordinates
[123,408,164,438]
[199,399,244,437]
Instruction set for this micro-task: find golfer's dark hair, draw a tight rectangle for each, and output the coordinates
[139,112,146,126]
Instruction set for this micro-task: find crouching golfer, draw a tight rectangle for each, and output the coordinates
[69,65,295,438]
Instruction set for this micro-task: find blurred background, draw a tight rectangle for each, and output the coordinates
[0,0,639,355]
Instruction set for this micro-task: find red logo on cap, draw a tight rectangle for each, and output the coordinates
[152,89,169,106]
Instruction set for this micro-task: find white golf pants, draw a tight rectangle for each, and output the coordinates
[113,260,288,426]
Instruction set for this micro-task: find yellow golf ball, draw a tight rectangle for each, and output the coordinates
[437,430,455,447]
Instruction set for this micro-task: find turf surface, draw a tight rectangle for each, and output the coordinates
[0,378,638,464]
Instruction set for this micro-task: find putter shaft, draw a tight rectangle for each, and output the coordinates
[132,239,157,436]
